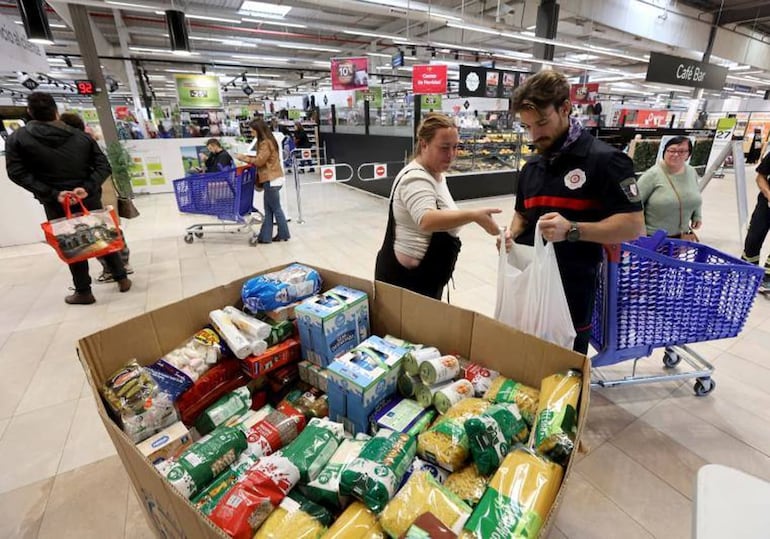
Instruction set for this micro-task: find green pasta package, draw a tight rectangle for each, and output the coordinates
[531,370,582,466]
[483,376,540,426]
[339,428,417,513]
[464,403,529,476]
[254,490,333,539]
[302,438,367,509]
[281,417,345,483]
[417,398,489,472]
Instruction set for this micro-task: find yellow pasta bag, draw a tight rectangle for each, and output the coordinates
[417,398,489,471]
[323,501,384,539]
[444,464,491,507]
[462,447,563,539]
[483,376,540,426]
[254,491,332,539]
[530,370,582,466]
[379,471,472,538]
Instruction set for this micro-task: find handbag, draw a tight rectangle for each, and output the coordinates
[661,165,699,242]
[42,194,125,264]
[494,225,576,350]
[117,197,140,219]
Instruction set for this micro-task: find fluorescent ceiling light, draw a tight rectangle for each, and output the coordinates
[105,1,155,10]
[728,65,752,71]
[366,52,392,57]
[526,25,536,30]
[50,24,68,29]
[275,43,341,53]
[232,54,293,62]
[239,1,291,18]
[430,13,462,22]
[241,18,307,28]
[345,30,402,40]
[447,22,501,36]
[187,14,242,24]
[163,68,201,74]
[564,53,599,62]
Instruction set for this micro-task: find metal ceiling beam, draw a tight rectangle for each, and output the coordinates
[715,4,770,26]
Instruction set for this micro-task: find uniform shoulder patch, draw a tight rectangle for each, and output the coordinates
[619,177,641,203]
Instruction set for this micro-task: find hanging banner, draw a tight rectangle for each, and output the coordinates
[459,65,526,98]
[570,83,600,104]
[0,14,49,74]
[174,74,223,109]
[412,64,447,95]
[330,57,369,91]
[706,117,737,170]
[645,52,728,91]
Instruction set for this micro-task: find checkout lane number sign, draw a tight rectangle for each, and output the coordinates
[321,166,337,182]
[374,164,387,179]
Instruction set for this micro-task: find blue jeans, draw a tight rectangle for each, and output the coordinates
[259,184,290,242]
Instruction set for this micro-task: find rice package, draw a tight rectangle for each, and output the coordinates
[380,471,472,538]
[161,426,247,498]
[462,447,564,539]
[241,263,322,312]
[303,438,366,509]
[254,490,333,539]
[244,401,305,458]
[463,363,500,398]
[531,369,582,465]
[484,376,540,426]
[324,501,384,539]
[339,428,417,513]
[209,453,301,539]
[465,403,529,476]
[102,360,178,443]
[417,398,489,471]
[191,448,261,515]
[281,417,345,483]
[444,464,491,507]
[195,386,252,435]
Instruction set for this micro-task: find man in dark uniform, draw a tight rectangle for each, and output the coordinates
[5,92,131,305]
[200,138,234,172]
[741,150,770,293]
[501,71,644,354]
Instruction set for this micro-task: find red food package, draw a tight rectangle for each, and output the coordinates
[277,399,307,433]
[244,403,304,457]
[175,358,249,426]
[209,454,300,539]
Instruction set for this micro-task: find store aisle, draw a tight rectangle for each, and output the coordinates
[0,169,768,538]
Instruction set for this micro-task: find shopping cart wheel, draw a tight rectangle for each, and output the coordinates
[693,377,715,397]
[249,236,259,246]
[662,350,681,368]
[184,233,194,244]
[194,231,204,239]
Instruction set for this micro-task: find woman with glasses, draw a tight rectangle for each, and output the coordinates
[637,136,702,238]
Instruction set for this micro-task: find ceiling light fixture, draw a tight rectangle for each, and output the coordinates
[239,1,291,18]
[16,0,55,45]
[241,18,307,28]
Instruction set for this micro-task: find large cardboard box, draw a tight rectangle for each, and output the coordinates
[78,263,590,539]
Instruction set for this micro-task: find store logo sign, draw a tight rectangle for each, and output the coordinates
[645,52,728,91]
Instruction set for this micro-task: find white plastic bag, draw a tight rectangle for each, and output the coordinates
[494,225,576,349]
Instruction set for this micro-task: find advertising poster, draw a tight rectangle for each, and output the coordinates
[485,70,500,98]
[129,156,148,187]
[180,145,208,175]
[570,83,600,104]
[459,65,526,98]
[330,57,369,91]
[354,87,383,108]
[413,64,448,95]
[501,72,516,98]
[145,157,167,186]
[175,74,223,109]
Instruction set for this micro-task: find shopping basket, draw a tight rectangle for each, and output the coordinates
[590,232,763,395]
[173,166,263,245]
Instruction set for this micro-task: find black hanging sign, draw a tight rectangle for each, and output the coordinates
[645,52,728,91]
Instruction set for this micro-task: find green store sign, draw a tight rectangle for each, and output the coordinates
[421,94,442,109]
[174,74,222,109]
[355,87,383,108]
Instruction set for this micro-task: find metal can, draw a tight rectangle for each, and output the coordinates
[433,379,475,414]
[402,346,441,376]
[419,355,461,386]
[414,381,452,408]
[397,372,421,398]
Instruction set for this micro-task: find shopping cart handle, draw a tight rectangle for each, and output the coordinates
[635,230,668,251]
[603,244,621,263]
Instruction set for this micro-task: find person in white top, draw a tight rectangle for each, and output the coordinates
[375,112,501,299]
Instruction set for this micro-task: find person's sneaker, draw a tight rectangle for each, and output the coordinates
[759,276,770,294]
[124,264,135,275]
[65,292,96,305]
[96,272,116,284]
[117,278,132,293]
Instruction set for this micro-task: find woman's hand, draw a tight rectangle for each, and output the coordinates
[473,208,502,235]
[691,220,702,230]
[496,228,513,253]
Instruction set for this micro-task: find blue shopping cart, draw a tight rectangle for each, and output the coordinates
[173,166,263,245]
[590,231,764,396]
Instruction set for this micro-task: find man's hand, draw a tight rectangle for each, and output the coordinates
[72,187,88,199]
[57,190,75,204]
[538,212,571,242]
[473,208,502,235]
[496,229,513,253]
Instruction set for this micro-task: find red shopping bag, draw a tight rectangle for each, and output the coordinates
[41,195,125,264]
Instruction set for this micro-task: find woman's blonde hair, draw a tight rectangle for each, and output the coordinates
[414,112,456,156]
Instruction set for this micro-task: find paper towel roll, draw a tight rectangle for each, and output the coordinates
[209,309,252,359]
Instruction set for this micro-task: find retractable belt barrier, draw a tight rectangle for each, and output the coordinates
[356,161,406,181]
[290,147,354,223]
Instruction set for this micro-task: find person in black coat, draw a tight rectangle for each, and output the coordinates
[200,138,234,172]
[5,92,131,305]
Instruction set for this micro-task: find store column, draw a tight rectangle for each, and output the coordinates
[68,3,119,146]
[532,0,559,69]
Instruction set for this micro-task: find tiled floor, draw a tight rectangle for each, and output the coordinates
[0,166,768,538]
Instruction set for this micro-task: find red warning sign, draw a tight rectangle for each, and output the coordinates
[301,149,312,160]
[374,164,387,179]
[321,166,336,182]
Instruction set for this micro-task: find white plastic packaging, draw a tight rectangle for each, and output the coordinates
[209,309,253,359]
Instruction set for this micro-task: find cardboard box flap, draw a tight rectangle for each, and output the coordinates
[372,281,403,339]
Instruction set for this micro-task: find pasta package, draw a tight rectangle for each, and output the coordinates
[324,501,384,539]
[303,438,366,509]
[531,370,582,466]
[281,417,345,483]
[462,447,563,539]
[339,429,417,513]
[417,398,489,472]
[465,403,529,476]
[483,376,540,426]
[379,471,472,538]
[444,464,491,507]
[191,448,260,515]
[254,491,333,539]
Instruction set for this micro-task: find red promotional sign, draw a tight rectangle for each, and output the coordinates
[330,57,369,91]
[412,64,448,95]
[570,83,600,104]
[618,108,668,127]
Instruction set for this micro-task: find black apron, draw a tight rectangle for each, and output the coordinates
[374,169,462,300]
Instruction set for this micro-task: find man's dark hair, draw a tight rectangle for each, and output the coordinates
[664,136,693,154]
[512,70,570,114]
[59,112,85,131]
[205,138,222,148]
[27,92,58,122]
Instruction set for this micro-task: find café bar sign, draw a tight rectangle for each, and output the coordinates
[645,52,728,91]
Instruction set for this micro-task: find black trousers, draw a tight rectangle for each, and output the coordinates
[43,195,128,293]
[742,193,770,275]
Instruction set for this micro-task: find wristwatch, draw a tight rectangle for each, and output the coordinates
[566,221,581,242]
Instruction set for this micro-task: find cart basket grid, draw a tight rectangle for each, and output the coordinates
[173,167,255,221]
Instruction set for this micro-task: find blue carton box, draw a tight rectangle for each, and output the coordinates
[295,286,370,367]
[327,379,347,423]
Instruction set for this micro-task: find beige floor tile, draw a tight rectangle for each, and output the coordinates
[0,324,58,364]
[712,351,770,395]
[578,392,638,457]
[0,418,9,440]
[554,471,654,539]
[37,455,130,539]
[57,397,117,474]
[15,356,85,415]
[545,526,568,539]
[724,327,770,368]
[0,356,41,420]
[611,418,708,499]
[124,487,157,539]
[575,443,692,538]
[0,476,54,539]
[0,400,77,493]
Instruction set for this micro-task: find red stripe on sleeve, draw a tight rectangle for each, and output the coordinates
[523,196,602,211]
